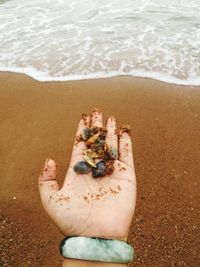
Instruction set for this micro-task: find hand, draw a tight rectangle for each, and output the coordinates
[38,110,137,241]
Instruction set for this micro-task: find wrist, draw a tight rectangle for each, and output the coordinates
[62,259,127,267]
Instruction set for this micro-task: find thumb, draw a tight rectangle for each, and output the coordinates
[38,158,59,205]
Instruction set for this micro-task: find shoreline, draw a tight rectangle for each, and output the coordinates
[0,72,200,266]
[0,69,200,87]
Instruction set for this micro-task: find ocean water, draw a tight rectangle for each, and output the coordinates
[0,0,200,85]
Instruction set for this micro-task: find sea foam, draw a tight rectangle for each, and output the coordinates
[0,0,200,85]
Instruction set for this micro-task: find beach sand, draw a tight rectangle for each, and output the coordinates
[0,72,200,266]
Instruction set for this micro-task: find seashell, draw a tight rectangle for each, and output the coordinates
[108,147,118,160]
[92,160,106,178]
[83,155,97,168]
[98,131,106,140]
[86,133,99,146]
[83,149,100,159]
[91,126,100,134]
[96,138,105,147]
[73,161,91,174]
[90,139,106,152]
[82,128,92,140]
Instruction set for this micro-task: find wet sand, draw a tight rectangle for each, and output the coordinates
[0,72,200,266]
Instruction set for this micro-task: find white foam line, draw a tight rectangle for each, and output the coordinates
[0,66,200,86]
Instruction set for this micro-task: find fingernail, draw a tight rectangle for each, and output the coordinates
[81,113,90,126]
[106,116,117,125]
[119,125,131,135]
[81,113,90,119]
[92,107,102,114]
[44,158,54,168]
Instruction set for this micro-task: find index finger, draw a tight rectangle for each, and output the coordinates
[70,114,90,164]
[91,108,103,128]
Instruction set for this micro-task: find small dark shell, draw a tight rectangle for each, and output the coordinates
[92,160,106,178]
[82,128,92,140]
[73,161,91,174]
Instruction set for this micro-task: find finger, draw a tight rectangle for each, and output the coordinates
[71,114,90,162]
[91,108,103,128]
[38,159,59,205]
[105,116,118,158]
[119,127,134,168]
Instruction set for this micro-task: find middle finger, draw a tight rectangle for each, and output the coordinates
[91,108,103,128]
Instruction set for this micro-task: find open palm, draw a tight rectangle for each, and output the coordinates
[39,110,137,241]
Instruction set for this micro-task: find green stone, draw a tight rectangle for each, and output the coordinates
[108,147,118,160]
[61,237,134,263]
